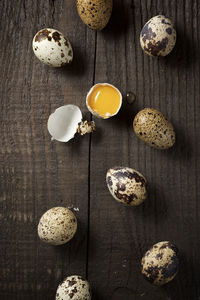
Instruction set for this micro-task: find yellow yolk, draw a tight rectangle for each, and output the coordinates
[87,84,121,117]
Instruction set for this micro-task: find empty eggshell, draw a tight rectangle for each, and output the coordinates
[48,105,82,142]
[56,275,91,300]
[32,28,73,67]
[141,241,179,285]
[47,105,95,142]
[133,108,175,149]
[38,207,77,245]
[77,0,113,30]
[140,15,176,57]
[106,167,147,206]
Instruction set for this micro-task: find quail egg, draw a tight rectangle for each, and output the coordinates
[133,108,175,149]
[56,275,91,300]
[106,167,147,206]
[86,83,122,119]
[77,0,113,30]
[38,207,77,245]
[141,241,179,285]
[140,15,176,57]
[32,28,73,67]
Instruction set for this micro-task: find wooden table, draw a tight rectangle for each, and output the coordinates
[1,0,200,299]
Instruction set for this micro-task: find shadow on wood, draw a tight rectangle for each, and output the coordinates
[57,46,87,78]
[162,26,199,70]
[166,124,193,163]
[102,0,130,38]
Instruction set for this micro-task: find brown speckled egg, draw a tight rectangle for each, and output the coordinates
[133,108,175,150]
[77,0,113,30]
[32,28,73,67]
[56,275,91,300]
[140,15,176,57]
[38,207,77,245]
[106,167,147,206]
[141,241,179,285]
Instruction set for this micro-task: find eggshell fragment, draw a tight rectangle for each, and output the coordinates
[140,15,176,57]
[47,105,82,142]
[133,108,175,149]
[106,167,147,206]
[86,83,122,119]
[32,28,73,67]
[56,275,91,300]
[77,0,113,30]
[38,207,77,246]
[141,241,179,285]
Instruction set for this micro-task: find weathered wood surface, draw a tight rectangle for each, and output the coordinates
[0,0,200,299]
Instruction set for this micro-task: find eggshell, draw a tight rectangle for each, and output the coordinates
[86,83,122,119]
[38,207,77,245]
[77,0,113,30]
[133,108,175,149]
[140,15,176,57]
[47,105,82,142]
[106,167,147,206]
[141,241,179,285]
[56,275,91,300]
[32,28,73,67]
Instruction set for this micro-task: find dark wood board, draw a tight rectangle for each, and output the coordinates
[0,0,200,299]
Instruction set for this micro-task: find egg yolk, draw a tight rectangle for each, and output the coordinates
[87,84,121,117]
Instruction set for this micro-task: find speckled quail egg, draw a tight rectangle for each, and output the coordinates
[32,28,73,67]
[106,167,147,206]
[77,0,113,30]
[56,275,91,300]
[141,241,179,285]
[140,15,176,57]
[38,207,77,245]
[133,108,175,150]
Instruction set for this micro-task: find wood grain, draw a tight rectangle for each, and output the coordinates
[0,0,200,299]
[88,0,200,299]
[0,0,95,299]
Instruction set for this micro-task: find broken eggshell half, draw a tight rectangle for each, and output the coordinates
[47,105,95,142]
[86,83,122,119]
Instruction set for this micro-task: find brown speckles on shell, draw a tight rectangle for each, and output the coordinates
[77,0,113,30]
[52,31,61,42]
[141,241,179,285]
[56,275,91,300]
[38,207,77,246]
[133,108,175,149]
[33,28,73,67]
[106,167,147,206]
[35,29,51,42]
[140,15,176,57]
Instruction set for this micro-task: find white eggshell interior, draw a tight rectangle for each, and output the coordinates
[47,105,82,142]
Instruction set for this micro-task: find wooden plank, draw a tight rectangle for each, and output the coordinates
[88,0,200,299]
[0,0,95,299]
[1,0,200,299]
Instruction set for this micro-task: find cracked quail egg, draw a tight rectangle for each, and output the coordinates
[56,275,91,300]
[77,0,113,30]
[140,15,176,57]
[32,28,73,67]
[47,105,95,142]
[86,83,122,119]
[133,108,176,149]
[141,241,179,285]
[106,167,147,206]
[38,207,77,245]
